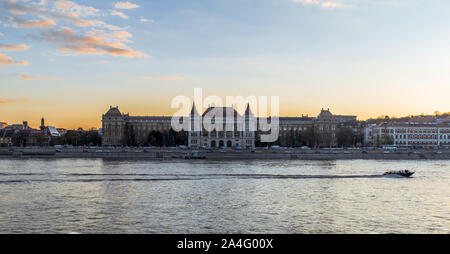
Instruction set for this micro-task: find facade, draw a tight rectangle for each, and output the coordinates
[274,108,345,147]
[26,127,61,146]
[102,106,359,148]
[0,129,12,147]
[365,122,450,147]
[102,106,174,146]
[276,116,314,147]
[313,108,338,147]
[188,105,255,149]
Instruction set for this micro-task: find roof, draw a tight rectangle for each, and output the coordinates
[317,108,334,119]
[202,107,240,118]
[105,106,122,116]
[47,126,61,137]
[375,122,450,128]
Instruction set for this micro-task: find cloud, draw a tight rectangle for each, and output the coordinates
[19,19,57,27]
[0,53,29,65]
[320,1,343,8]
[292,0,343,8]
[2,0,119,30]
[110,31,132,41]
[0,32,4,36]
[114,2,140,9]
[3,16,57,28]
[141,76,185,81]
[54,1,100,17]
[110,10,128,19]
[36,27,145,58]
[20,74,59,80]
[140,18,156,24]
[0,43,29,51]
[0,98,27,104]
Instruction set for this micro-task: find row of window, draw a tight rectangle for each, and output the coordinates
[394,134,449,140]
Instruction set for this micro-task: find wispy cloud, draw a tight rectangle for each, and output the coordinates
[114,2,140,9]
[141,75,185,81]
[292,0,344,8]
[2,0,120,30]
[0,43,29,51]
[0,98,28,104]
[35,27,145,58]
[110,10,128,20]
[140,18,156,24]
[20,74,59,80]
[110,31,132,41]
[20,19,56,28]
[3,0,145,59]
[0,53,29,65]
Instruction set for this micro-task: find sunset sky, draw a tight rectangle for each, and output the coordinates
[1,0,449,129]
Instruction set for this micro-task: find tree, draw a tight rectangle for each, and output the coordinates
[147,131,163,146]
[124,123,137,146]
[11,132,28,147]
[337,127,354,147]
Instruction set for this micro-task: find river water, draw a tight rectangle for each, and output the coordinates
[0,159,448,233]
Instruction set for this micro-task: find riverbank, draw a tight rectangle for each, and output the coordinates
[0,147,449,160]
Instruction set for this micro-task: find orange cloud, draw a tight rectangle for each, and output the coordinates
[4,0,117,30]
[19,19,56,27]
[111,31,132,41]
[141,76,185,81]
[114,2,140,9]
[0,53,29,66]
[20,74,59,80]
[111,10,128,19]
[0,98,27,104]
[39,27,145,58]
[0,43,29,51]
[73,19,96,27]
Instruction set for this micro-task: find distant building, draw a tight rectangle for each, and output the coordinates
[0,122,7,129]
[0,129,13,147]
[40,118,45,130]
[334,115,357,124]
[101,106,360,148]
[365,120,450,147]
[188,104,255,149]
[102,106,174,146]
[27,126,61,146]
[4,121,29,131]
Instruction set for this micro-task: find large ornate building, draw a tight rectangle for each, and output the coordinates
[364,121,450,147]
[188,105,255,149]
[102,106,354,148]
[102,106,173,146]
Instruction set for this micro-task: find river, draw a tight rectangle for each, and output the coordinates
[0,159,448,233]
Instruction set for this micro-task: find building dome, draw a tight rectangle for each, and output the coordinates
[317,108,334,119]
[105,106,122,116]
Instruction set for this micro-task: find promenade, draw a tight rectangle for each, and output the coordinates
[0,147,449,160]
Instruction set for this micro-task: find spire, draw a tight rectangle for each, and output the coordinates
[245,103,253,116]
[190,102,199,115]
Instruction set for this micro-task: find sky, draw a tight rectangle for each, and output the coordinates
[0,0,449,129]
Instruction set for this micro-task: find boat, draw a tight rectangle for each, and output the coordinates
[383,170,415,177]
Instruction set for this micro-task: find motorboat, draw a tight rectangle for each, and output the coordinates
[383,170,415,177]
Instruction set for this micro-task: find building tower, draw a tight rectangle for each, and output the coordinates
[40,118,45,130]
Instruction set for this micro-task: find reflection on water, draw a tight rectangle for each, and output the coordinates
[0,159,449,233]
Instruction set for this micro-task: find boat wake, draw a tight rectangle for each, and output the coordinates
[0,173,405,184]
